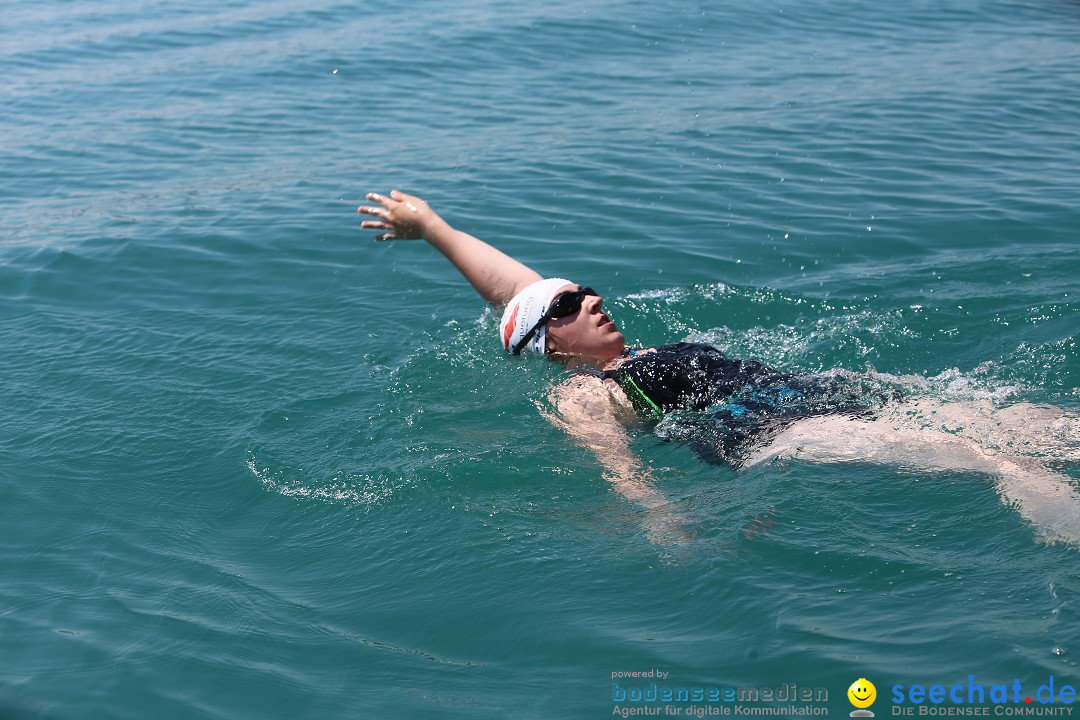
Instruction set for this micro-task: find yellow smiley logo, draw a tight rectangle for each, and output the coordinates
[848,678,877,709]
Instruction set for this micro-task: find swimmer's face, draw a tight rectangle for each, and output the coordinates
[545,284,625,362]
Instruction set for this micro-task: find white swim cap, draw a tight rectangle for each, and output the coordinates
[499,277,573,355]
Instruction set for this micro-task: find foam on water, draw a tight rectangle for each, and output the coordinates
[246,457,412,509]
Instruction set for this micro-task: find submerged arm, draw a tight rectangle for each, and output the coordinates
[548,376,691,544]
[359,190,541,306]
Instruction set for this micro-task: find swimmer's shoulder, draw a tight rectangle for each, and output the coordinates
[550,348,658,424]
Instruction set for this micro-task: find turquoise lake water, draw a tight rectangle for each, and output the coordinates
[2,1,1079,718]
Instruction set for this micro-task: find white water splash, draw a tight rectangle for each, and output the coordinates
[246,456,410,509]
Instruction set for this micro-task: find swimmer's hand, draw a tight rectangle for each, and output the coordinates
[358,189,542,305]
[358,190,441,241]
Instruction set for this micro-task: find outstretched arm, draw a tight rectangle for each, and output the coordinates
[359,190,542,306]
[547,377,691,544]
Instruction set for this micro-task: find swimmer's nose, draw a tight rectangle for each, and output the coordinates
[584,294,603,313]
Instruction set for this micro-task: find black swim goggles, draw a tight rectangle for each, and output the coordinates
[511,286,598,355]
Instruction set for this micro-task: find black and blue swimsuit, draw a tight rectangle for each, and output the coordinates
[598,342,896,464]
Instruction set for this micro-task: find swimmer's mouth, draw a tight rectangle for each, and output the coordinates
[598,313,616,329]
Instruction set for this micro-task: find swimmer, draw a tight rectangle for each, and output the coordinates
[359,190,1080,546]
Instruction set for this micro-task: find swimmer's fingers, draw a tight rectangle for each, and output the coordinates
[364,191,394,209]
[360,219,399,241]
[357,204,392,220]
[358,190,400,221]
[358,189,432,240]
